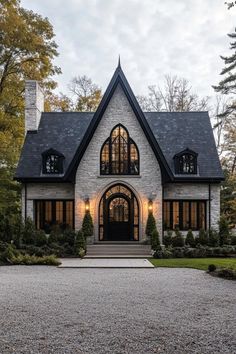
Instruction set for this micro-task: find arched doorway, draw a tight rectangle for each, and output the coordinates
[99,184,139,241]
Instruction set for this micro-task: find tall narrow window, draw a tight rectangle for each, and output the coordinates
[100,124,139,175]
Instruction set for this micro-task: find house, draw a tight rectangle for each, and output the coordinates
[15,63,224,243]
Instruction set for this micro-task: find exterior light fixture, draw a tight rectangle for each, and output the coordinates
[85,198,90,212]
[148,199,153,213]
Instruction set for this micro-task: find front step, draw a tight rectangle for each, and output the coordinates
[85,244,152,258]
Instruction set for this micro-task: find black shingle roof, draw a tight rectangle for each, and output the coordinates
[15,110,223,182]
[15,66,223,183]
[145,111,223,180]
[15,112,93,180]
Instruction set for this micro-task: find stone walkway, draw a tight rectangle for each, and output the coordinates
[59,258,154,268]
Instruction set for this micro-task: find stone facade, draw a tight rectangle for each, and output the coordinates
[164,183,221,232]
[21,80,222,242]
[25,80,44,133]
[75,84,163,242]
[22,183,74,220]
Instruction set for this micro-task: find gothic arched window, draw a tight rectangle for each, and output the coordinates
[174,149,198,174]
[42,149,64,174]
[100,124,139,175]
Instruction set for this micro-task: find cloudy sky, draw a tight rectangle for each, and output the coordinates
[21,0,235,98]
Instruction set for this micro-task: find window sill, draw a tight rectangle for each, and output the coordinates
[97,175,142,178]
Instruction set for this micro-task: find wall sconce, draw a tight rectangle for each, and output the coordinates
[85,198,90,212]
[148,199,153,213]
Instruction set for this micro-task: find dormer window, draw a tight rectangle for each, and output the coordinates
[174,149,198,174]
[42,149,64,174]
[100,124,139,175]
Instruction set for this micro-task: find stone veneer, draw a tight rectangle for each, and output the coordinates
[21,183,74,220]
[75,84,163,242]
[21,83,221,240]
[25,80,44,133]
[164,183,221,231]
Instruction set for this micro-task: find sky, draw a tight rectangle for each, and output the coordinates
[21,0,236,98]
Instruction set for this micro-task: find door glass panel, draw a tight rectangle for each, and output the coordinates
[109,198,129,222]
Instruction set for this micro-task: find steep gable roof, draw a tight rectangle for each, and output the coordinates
[15,66,224,183]
[64,65,173,182]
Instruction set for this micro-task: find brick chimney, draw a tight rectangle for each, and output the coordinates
[25,80,44,133]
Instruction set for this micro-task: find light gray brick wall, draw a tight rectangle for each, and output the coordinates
[22,183,74,221]
[164,183,221,230]
[210,184,221,229]
[25,80,44,133]
[75,84,163,242]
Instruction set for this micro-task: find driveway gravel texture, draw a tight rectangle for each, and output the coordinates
[0,266,235,354]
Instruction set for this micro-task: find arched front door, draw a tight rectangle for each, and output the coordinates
[99,184,139,241]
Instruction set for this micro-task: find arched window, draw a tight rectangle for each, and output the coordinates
[100,124,139,175]
[42,149,64,174]
[174,149,198,174]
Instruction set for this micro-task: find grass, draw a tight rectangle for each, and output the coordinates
[150,258,236,271]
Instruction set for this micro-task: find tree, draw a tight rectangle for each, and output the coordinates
[69,75,102,112]
[225,1,236,10]
[221,169,236,225]
[145,212,157,238]
[213,28,236,98]
[0,0,61,213]
[44,92,73,112]
[213,27,236,226]
[137,75,209,112]
[82,211,93,239]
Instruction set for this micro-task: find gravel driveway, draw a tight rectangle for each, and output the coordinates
[0,266,235,354]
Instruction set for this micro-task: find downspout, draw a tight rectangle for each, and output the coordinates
[25,183,27,221]
[208,183,211,230]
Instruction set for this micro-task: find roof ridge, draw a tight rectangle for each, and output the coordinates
[144,111,209,114]
[43,111,95,114]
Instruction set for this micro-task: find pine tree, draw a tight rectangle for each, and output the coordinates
[213,28,236,115]
[82,211,93,238]
[151,229,160,251]
[74,230,86,257]
[185,230,195,247]
[145,212,157,238]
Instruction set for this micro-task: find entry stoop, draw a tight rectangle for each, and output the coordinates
[85,243,152,258]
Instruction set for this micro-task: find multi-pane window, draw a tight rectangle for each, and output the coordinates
[163,200,206,230]
[42,149,64,174]
[179,154,196,174]
[100,125,139,175]
[174,150,197,174]
[35,200,74,233]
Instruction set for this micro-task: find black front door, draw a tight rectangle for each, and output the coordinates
[107,196,130,241]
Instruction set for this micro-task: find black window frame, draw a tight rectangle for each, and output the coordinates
[100,124,139,175]
[163,200,207,231]
[42,149,64,174]
[35,199,74,233]
[174,149,198,175]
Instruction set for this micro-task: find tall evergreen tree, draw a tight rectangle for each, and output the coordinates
[213,28,236,115]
